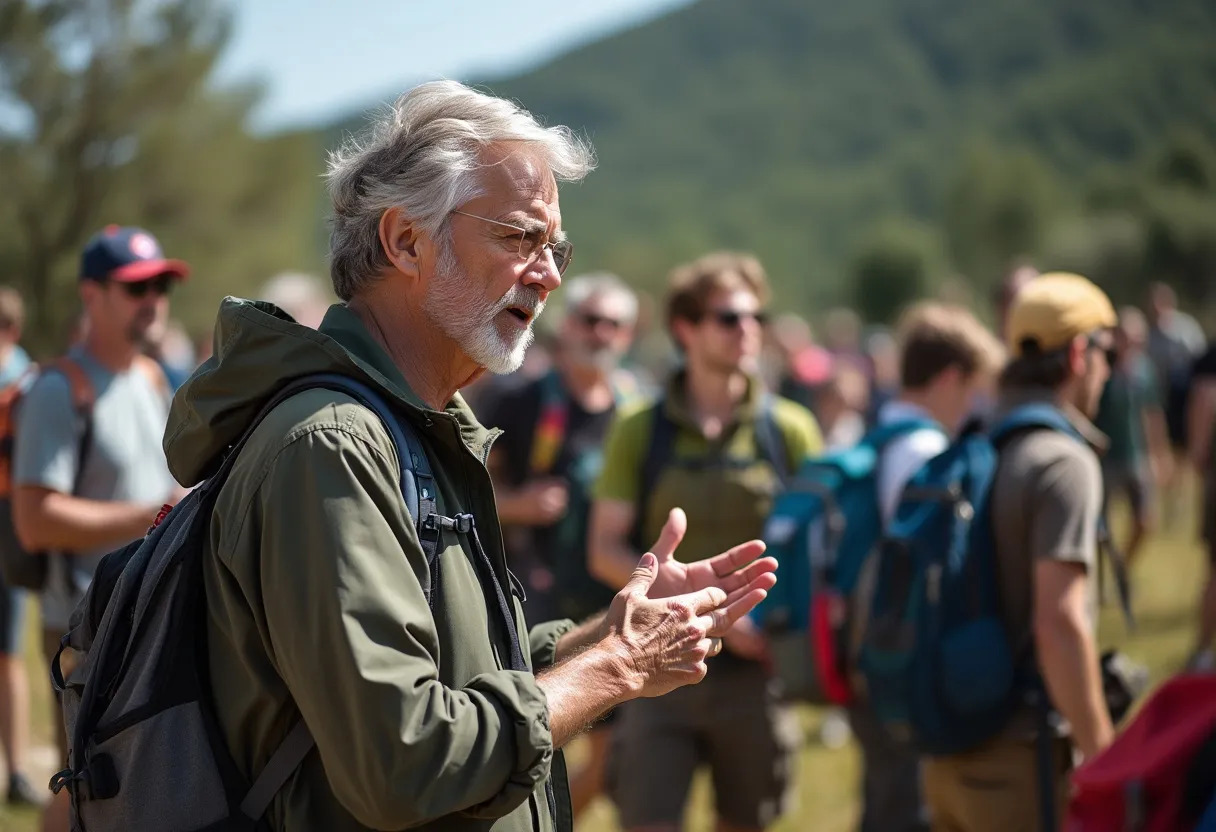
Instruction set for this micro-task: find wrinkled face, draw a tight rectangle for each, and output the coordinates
[81,274,173,348]
[421,144,564,375]
[560,291,635,372]
[679,287,766,374]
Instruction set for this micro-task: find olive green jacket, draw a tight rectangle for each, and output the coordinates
[164,299,573,832]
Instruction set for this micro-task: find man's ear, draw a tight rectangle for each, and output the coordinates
[1066,334,1089,376]
[378,207,427,281]
[670,317,695,353]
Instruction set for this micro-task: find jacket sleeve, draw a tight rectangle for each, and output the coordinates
[528,619,577,670]
[244,422,554,829]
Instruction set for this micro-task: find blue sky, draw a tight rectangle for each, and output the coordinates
[214,0,696,133]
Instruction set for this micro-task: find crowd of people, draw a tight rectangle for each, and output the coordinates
[0,80,1211,832]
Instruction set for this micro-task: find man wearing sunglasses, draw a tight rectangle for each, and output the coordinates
[591,252,823,832]
[11,224,184,827]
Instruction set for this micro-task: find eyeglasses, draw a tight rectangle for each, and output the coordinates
[113,274,174,299]
[451,210,573,275]
[577,311,627,331]
[707,309,769,329]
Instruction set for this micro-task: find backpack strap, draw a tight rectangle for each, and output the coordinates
[755,394,791,485]
[528,371,568,477]
[630,398,679,550]
[238,718,315,821]
[43,357,97,508]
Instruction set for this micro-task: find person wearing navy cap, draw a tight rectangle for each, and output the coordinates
[11,225,187,828]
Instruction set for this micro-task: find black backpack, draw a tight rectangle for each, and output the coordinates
[49,373,454,831]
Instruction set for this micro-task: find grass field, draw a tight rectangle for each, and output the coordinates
[0,485,1207,832]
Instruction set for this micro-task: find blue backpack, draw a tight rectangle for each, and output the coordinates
[752,418,938,705]
[857,403,1130,756]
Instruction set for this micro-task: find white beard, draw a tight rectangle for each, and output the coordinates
[422,242,544,375]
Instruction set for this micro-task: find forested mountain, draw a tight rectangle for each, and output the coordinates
[327,0,1216,320]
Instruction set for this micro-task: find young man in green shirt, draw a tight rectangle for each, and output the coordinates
[590,252,822,832]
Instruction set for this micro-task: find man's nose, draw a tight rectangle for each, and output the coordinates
[523,249,562,295]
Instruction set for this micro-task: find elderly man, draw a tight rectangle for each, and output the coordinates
[164,81,776,832]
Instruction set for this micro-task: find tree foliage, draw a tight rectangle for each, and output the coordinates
[0,0,324,354]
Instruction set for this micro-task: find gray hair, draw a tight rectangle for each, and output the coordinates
[562,272,639,324]
[325,80,597,300]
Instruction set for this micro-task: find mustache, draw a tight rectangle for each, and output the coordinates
[493,285,545,320]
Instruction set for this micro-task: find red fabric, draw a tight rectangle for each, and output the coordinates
[810,590,853,706]
[1067,673,1216,832]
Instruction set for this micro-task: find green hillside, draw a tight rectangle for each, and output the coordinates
[323,0,1216,320]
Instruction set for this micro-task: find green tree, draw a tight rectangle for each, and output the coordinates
[849,219,942,325]
[0,0,323,354]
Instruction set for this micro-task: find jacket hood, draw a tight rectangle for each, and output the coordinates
[165,297,446,486]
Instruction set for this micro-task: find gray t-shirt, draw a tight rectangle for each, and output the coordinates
[990,394,1104,739]
[13,346,174,631]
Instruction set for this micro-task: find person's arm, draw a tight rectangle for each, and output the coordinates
[1027,452,1113,762]
[588,498,645,589]
[13,487,162,552]
[11,372,165,552]
[1034,560,1114,761]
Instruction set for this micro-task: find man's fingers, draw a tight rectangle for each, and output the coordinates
[623,552,659,596]
[646,508,687,563]
[716,556,779,594]
[721,570,777,609]
[706,539,768,579]
[685,584,729,615]
[705,587,770,637]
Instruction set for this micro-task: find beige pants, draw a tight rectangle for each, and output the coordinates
[923,737,1073,832]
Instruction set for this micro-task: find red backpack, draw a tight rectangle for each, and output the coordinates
[1067,673,1216,832]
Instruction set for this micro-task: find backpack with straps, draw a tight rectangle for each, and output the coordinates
[48,372,528,831]
[750,417,939,705]
[856,403,1135,758]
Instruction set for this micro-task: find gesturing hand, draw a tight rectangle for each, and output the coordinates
[601,555,728,698]
[642,508,777,637]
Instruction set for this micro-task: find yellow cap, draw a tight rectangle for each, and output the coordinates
[1006,272,1117,357]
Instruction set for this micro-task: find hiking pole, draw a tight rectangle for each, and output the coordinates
[1098,512,1136,633]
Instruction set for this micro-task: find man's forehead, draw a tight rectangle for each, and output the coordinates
[478,144,559,220]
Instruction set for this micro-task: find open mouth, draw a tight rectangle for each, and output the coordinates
[506,307,533,326]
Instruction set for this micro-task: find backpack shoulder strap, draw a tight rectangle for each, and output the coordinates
[528,371,568,476]
[630,398,678,549]
[43,357,97,496]
[755,394,791,484]
[989,402,1079,448]
[44,356,95,414]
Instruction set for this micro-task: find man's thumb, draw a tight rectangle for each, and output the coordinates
[624,553,658,595]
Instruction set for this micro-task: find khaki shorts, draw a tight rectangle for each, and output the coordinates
[607,658,800,829]
[923,736,1073,832]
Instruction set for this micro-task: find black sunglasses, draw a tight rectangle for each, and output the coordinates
[578,311,627,331]
[1086,336,1118,368]
[114,274,174,299]
[707,309,769,328]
